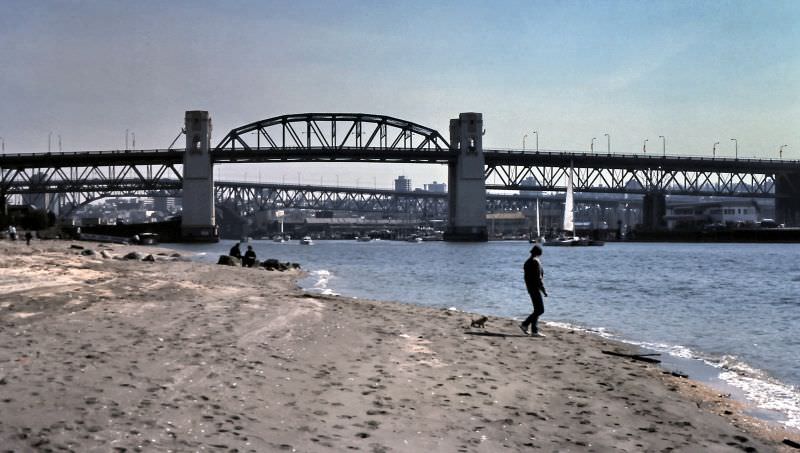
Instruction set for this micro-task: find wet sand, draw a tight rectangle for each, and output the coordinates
[1,240,797,452]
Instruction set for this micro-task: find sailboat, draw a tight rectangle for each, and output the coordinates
[529,198,546,244]
[544,165,604,247]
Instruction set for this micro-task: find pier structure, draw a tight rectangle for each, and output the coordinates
[445,113,488,241]
[1,110,799,241]
[181,111,217,241]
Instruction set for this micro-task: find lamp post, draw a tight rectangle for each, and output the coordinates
[730,138,738,159]
[591,137,596,153]
[58,134,62,152]
[713,141,719,158]
[604,133,611,154]
[659,135,665,156]
[533,130,538,152]
[132,132,135,150]
[780,144,788,159]
[642,139,648,154]
[523,134,528,150]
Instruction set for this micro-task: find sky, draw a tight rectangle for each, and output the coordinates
[1,0,798,189]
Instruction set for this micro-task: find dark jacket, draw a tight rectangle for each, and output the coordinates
[524,256,545,294]
[229,244,242,258]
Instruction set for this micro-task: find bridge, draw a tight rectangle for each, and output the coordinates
[2,111,799,241]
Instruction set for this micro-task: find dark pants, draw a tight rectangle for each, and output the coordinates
[521,290,545,333]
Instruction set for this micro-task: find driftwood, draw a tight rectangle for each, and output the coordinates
[601,350,662,364]
[783,438,800,449]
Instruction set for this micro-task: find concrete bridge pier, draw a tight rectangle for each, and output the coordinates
[775,172,800,227]
[180,110,218,242]
[642,192,666,230]
[444,112,488,242]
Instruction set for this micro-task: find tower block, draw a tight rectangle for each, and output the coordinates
[181,110,218,242]
[444,112,488,242]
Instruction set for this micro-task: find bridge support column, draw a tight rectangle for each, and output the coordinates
[641,192,666,230]
[181,111,219,242]
[775,172,800,227]
[444,112,488,242]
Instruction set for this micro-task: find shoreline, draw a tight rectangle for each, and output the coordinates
[1,239,798,451]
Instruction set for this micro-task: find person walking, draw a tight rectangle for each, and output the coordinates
[520,244,548,337]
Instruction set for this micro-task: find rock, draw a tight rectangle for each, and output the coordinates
[100,250,112,259]
[123,252,144,260]
[261,259,300,271]
[142,254,156,262]
[217,255,241,266]
[80,249,96,256]
[70,244,84,250]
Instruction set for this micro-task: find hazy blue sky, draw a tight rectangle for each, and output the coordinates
[1,0,798,187]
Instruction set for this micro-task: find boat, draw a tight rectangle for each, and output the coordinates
[272,235,285,243]
[529,198,546,244]
[300,236,313,245]
[356,236,373,242]
[406,235,423,243]
[544,164,604,247]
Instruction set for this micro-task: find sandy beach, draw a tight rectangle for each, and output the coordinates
[1,240,797,452]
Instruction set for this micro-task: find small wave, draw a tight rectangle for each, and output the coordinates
[301,269,340,296]
[544,321,800,429]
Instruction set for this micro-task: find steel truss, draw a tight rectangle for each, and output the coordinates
[214,183,448,219]
[212,113,453,163]
[482,150,800,197]
[0,162,183,214]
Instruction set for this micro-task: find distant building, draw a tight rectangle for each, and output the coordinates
[424,181,447,193]
[664,200,760,230]
[395,176,412,192]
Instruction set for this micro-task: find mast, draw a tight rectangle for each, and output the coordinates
[563,165,574,233]
[536,198,541,238]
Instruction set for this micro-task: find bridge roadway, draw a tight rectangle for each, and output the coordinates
[1,146,796,195]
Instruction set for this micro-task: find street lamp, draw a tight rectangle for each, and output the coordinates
[132,132,136,150]
[713,141,719,158]
[58,134,62,152]
[604,133,611,154]
[659,135,665,156]
[533,130,538,152]
[642,139,648,154]
[591,137,596,153]
[523,134,528,150]
[780,144,788,159]
[730,138,738,159]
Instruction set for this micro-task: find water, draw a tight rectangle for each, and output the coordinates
[171,239,800,430]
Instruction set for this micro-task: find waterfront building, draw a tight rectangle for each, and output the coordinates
[394,176,412,192]
[424,181,447,193]
[664,200,761,230]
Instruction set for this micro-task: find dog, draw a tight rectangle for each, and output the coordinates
[470,316,488,329]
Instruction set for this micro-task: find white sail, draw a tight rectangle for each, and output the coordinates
[563,166,574,233]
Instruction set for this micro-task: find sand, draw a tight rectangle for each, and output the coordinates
[1,239,798,452]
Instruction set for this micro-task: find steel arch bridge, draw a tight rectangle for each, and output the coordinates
[2,111,800,226]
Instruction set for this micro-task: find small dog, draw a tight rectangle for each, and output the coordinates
[470,316,488,329]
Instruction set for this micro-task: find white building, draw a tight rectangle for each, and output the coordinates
[664,200,760,230]
[424,181,447,193]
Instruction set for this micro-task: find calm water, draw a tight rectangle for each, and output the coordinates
[171,240,800,430]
